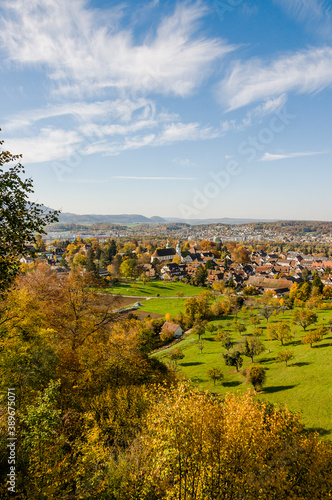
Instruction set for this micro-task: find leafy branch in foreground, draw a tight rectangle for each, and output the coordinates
[0,131,59,291]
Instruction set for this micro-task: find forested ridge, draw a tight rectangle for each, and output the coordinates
[249,220,332,235]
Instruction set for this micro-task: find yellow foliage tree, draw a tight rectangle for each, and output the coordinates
[115,384,332,499]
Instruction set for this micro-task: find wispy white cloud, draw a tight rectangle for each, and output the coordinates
[274,0,332,39]
[5,128,81,163]
[0,0,232,163]
[0,0,232,98]
[154,122,221,145]
[5,114,222,163]
[252,94,288,116]
[82,122,223,157]
[4,99,158,132]
[218,46,332,110]
[260,151,327,161]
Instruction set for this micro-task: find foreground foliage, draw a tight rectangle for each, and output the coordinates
[0,266,332,499]
[110,385,332,500]
[0,135,58,291]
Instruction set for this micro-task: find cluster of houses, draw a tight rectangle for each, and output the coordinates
[149,243,332,295]
[21,239,332,295]
[20,246,66,267]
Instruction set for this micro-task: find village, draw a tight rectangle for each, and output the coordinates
[21,233,332,297]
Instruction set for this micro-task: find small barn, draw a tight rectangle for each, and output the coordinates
[161,321,183,338]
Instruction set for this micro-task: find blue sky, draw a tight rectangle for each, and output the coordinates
[1,0,332,220]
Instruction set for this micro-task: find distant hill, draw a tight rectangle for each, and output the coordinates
[52,212,275,226]
[56,213,166,225]
[165,217,276,225]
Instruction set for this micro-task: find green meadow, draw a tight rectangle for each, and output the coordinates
[104,280,206,297]
[153,304,332,439]
[140,298,186,317]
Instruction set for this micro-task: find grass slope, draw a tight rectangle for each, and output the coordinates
[105,280,206,297]
[154,305,332,439]
[140,298,186,317]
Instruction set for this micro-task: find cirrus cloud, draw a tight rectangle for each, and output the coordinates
[218,46,332,110]
[0,0,233,98]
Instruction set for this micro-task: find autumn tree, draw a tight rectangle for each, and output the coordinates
[34,234,47,252]
[297,282,312,301]
[211,281,224,294]
[323,286,332,299]
[215,331,232,351]
[116,385,332,500]
[301,330,323,348]
[292,309,318,331]
[210,300,227,317]
[120,258,137,279]
[249,315,261,326]
[277,350,294,366]
[184,294,210,323]
[267,322,293,345]
[232,245,250,264]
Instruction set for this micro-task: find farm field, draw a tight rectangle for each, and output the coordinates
[153,304,332,439]
[102,280,207,297]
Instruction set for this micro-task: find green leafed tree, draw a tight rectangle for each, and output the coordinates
[240,337,265,363]
[192,322,205,341]
[223,350,243,372]
[120,258,137,279]
[206,367,223,386]
[260,305,274,322]
[194,264,208,286]
[169,348,185,367]
[247,365,266,391]
[0,133,59,291]
[215,331,232,351]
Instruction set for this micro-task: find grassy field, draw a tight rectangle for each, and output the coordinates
[103,280,206,297]
[140,298,186,317]
[154,304,332,439]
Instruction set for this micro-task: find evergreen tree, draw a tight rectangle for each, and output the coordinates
[194,264,208,286]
